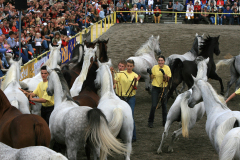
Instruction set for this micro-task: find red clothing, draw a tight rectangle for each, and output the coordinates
[2,26,10,35]
[12,26,18,33]
[201,0,207,4]
[217,0,224,6]
[97,8,101,14]
[194,5,201,11]
[62,40,68,46]
[154,9,161,14]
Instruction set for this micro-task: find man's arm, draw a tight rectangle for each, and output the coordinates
[29,94,47,103]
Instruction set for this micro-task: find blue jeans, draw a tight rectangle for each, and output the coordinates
[210,17,215,24]
[1,53,9,68]
[42,40,48,49]
[126,96,136,141]
[217,16,223,24]
[26,44,34,53]
[15,51,29,64]
[65,26,71,36]
[148,86,168,125]
[122,14,131,22]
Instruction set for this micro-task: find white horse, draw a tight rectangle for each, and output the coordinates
[216,54,240,98]
[95,60,134,160]
[157,57,208,154]
[46,68,126,160]
[1,58,30,114]
[165,33,204,94]
[188,77,240,159]
[21,44,62,115]
[0,142,68,160]
[70,45,97,97]
[127,35,161,91]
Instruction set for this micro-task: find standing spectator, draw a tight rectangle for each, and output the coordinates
[52,31,62,46]
[201,6,211,24]
[139,0,146,10]
[223,6,233,25]
[117,0,124,9]
[166,1,173,16]
[194,1,201,12]
[131,4,138,22]
[146,5,154,22]
[217,8,223,25]
[121,4,131,22]
[187,0,194,10]
[148,0,154,9]
[154,6,161,23]
[99,8,105,27]
[125,0,133,10]
[209,7,216,24]
[173,1,184,17]
[2,20,10,37]
[232,8,239,24]
[185,7,194,23]
[208,0,217,6]
[217,0,224,9]
[154,0,162,10]
[138,6,145,23]
[35,33,42,57]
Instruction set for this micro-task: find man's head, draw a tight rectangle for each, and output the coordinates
[118,60,127,71]
[189,1,192,5]
[41,66,49,81]
[176,1,178,4]
[9,31,15,38]
[123,4,126,8]
[227,6,230,10]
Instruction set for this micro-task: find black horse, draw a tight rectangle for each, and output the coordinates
[168,36,224,99]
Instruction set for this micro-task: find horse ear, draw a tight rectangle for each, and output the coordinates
[188,88,193,95]
[202,33,204,37]
[217,35,220,39]
[205,57,209,64]
[106,38,109,42]
[106,59,112,67]
[46,66,51,74]
[93,45,97,52]
[84,45,87,52]
[97,59,102,67]
[49,43,52,50]
[157,35,160,40]
[195,33,198,36]
[192,75,197,83]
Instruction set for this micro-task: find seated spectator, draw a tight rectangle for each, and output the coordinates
[224,0,231,8]
[10,21,17,33]
[217,8,223,24]
[117,0,124,9]
[138,0,145,10]
[41,26,51,50]
[185,0,194,8]
[138,6,145,23]
[209,7,216,24]
[186,7,194,22]
[0,22,3,36]
[232,8,239,24]
[154,0,162,10]
[231,2,239,11]
[125,0,133,9]
[116,7,123,23]
[146,4,154,22]
[194,1,202,12]
[187,0,194,10]
[208,0,217,6]
[209,2,218,11]
[217,0,224,9]
[173,1,184,17]
[121,4,131,22]
[52,31,62,46]
[35,33,42,57]
[2,20,10,37]
[202,0,207,5]
[102,0,109,12]
[148,0,154,9]
[7,31,18,58]
[194,0,201,5]
[166,1,173,16]
[105,7,111,17]
[201,6,211,24]
[201,0,207,9]
[223,5,233,25]
[154,6,161,23]
[131,4,138,22]
[61,35,69,47]
[0,35,10,68]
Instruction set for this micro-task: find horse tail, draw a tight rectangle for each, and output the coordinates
[85,108,126,160]
[109,108,123,137]
[215,117,239,149]
[34,122,46,146]
[180,90,192,138]
[50,153,68,160]
[216,57,235,72]
[10,99,19,109]
[219,128,240,160]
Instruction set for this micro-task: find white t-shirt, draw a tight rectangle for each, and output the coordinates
[148,0,154,5]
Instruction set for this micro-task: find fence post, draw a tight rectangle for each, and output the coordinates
[175,12,177,24]
[135,11,137,23]
[108,15,110,28]
[80,32,82,44]
[111,13,114,25]
[114,12,116,23]
[215,13,217,25]
[100,20,103,36]
[104,18,107,32]
[96,22,98,39]
[91,25,93,42]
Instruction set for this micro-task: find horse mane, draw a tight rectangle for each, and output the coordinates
[53,68,76,103]
[205,81,228,110]
[190,36,199,56]
[44,47,60,67]
[135,37,155,57]
[98,40,109,62]
[199,36,219,58]
[1,62,19,90]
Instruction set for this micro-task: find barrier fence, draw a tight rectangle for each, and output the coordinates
[115,11,240,25]
[0,13,115,83]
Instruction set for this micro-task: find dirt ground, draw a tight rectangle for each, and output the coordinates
[83,24,240,160]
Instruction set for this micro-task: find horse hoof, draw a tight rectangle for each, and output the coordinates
[157,148,162,154]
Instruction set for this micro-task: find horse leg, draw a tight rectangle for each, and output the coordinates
[92,146,100,160]
[209,72,224,95]
[168,128,182,152]
[157,120,172,154]
[66,142,78,160]
[168,79,182,100]
[119,127,132,160]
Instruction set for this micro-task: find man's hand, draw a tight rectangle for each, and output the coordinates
[147,68,152,75]
[159,68,165,75]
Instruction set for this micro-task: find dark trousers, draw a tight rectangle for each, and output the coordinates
[41,106,54,126]
[35,46,41,57]
[148,86,168,125]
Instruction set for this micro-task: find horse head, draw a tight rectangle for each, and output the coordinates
[150,35,161,56]
[48,44,62,69]
[98,39,109,62]
[95,59,112,89]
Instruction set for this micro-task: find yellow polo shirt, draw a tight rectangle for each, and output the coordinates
[235,88,240,95]
[115,70,138,97]
[33,81,54,107]
[114,72,122,96]
[151,65,171,88]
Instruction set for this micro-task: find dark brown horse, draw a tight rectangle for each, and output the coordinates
[0,89,51,149]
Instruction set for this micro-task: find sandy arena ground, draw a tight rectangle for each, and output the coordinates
[81,24,240,160]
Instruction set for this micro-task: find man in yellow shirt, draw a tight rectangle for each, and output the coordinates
[147,55,171,128]
[20,66,54,125]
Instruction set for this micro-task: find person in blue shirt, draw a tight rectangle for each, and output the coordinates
[223,6,233,24]
[0,35,10,68]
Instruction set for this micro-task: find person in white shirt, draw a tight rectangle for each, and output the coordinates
[148,0,154,9]
[187,0,194,10]
[146,5,154,22]
[185,7,194,22]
